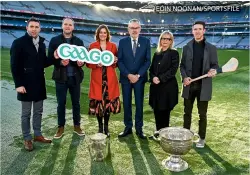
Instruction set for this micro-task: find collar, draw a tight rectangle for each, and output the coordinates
[130,37,138,42]
[25,32,44,42]
[194,37,206,44]
[60,33,75,40]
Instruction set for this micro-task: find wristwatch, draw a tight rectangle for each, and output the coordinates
[137,74,140,78]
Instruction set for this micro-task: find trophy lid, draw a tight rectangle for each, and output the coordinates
[90,133,107,141]
[159,127,194,141]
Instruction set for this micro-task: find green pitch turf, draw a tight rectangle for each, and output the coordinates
[1,48,249,175]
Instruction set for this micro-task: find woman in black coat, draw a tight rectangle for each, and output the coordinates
[149,31,179,139]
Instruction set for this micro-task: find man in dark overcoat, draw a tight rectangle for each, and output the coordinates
[10,18,53,151]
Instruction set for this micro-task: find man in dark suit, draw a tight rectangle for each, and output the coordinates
[48,18,85,139]
[180,21,218,148]
[118,19,151,139]
[10,18,53,151]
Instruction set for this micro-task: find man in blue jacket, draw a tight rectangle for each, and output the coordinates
[118,19,151,139]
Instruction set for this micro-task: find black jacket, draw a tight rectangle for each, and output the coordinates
[48,34,84,83]
[149,49,179,110]
[10,32,52,101]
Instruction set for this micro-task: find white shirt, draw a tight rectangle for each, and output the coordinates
[131,37,138,50]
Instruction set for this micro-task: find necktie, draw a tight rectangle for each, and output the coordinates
[132,39,137,57]
[33,37,39,52]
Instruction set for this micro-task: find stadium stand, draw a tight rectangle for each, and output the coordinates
[0,1,249,49]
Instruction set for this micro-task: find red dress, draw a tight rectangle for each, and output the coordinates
[87,41,121,117]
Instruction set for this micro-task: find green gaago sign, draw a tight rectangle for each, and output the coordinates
[57,43,115,66]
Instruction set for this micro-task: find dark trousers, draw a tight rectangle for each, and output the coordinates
[121,82,145,133]
[154,108,170,131]
[97,112,110,132]
[183,83,208,139]
[55,76,81,127]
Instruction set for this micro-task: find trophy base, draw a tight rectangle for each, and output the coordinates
[162,155,188,172]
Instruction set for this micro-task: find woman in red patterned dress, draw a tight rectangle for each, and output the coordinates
[87,24,121,137]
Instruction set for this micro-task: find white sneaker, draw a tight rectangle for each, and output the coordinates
[196,139,205,148]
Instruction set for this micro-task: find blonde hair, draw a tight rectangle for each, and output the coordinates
[156,31,175,53]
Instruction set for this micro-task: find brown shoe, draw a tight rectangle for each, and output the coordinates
[24,140,33,151]
[34,136,52,143]
[54,126,64,139]
[74,125,85,136]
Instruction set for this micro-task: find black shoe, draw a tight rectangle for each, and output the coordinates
[136,131,147,139]
[104,125,110,137]
[98,128,103,133]
[118,128,132,137]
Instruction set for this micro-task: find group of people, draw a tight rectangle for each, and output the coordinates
[10,17,218,152]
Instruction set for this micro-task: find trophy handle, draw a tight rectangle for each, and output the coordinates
[192,133,200,143]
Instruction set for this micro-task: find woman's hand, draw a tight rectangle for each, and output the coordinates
[153,77,160,84]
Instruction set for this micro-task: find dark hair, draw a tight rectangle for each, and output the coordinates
[193,21,205,29]
[95,24,111,42]
[27,17,40,26]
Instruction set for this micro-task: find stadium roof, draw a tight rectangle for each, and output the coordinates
[87,1,248,10]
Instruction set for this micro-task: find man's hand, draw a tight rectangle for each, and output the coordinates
[16,86,26,94]
[183,77,192,86]
[61,59,69,66]
[207,69,217,77]
[128,74,138,83]
[54,49,60,59]
[77,60,84,67]
[153,77,160,84]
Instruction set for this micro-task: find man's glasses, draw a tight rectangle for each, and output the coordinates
[161,37,172,41]
[129,27,140,30]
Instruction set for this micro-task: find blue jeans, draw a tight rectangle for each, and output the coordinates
[21,100,43,141]
[55,76,81,127]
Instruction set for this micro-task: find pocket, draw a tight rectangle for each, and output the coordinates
[52,68,61,79]
[24,68,33,74]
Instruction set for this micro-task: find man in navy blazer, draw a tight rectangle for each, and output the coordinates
[118,19,151,139]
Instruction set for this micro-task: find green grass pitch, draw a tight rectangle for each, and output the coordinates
[1,47,249,175]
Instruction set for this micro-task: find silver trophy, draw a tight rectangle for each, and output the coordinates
[88,133,107,161]
[159,127,199,172]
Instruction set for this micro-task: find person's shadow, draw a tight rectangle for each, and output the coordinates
[3,135,37,175]
[61,134,85,174]
[39,137,63,175]
[118,135,149,174]
[194,145,244,174]
[137,138,165,175]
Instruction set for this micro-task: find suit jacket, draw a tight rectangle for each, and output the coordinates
[180,39,219,101]
[87,41,120,100]
[149,49,179,110]
[117,36,151,84]
[10,32,52,101]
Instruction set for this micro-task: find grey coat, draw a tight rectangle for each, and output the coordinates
[180,39,219,101]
